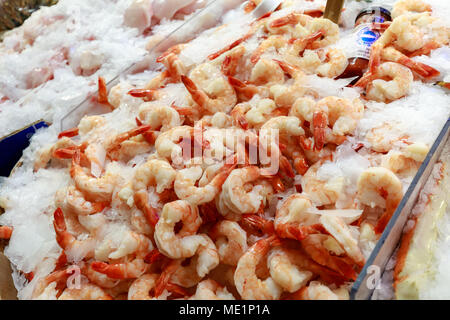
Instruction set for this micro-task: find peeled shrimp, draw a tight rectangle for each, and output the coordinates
[267,247,313,293]
[356,62,413,102]
[53,208,96,259]
[59,283,112,300]
[138,102,182,132]
[182,62,237,115]
[392,0,432,19]
[234,236,282,300]
[174,162,234,206]
[70,151,116,203]
[219,167,273,215]
[128,274,159,300]
[302,161,343,207]
[357,167,403,234]
[297,281,344,300]
[190,279,235,300]
[274,194,322,241]
[209,220,248,266]
[154,200,208,259]
[312,96,364,150]
[171,235,219,285]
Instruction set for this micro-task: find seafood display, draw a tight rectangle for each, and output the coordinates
[0,0,449,300]
[0,0,237,137]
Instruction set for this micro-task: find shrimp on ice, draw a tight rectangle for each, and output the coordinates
[170,236,220,287]
[219,167,274,216]
[274,194,324,241]
[70,150,116,203]
[234,235,283,300]
[293,281,347,300]
[91,232,153,279]
[354,62,413,102]
[301,161,344,207]
[209,220,248,266]
[154,200,208,259]
[174,161,236,205]
[392,0,432,19]
[182,62,237,115]
[65,186,108,216]
[357,167,403,234]
[137,102,182,132]
[311,96,364,151]
[53,208,96,259]
[301,234,358,281]
[267,247,314,293]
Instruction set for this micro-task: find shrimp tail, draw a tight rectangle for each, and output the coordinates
[134,192,160,227]
[228,76,258,102]
[181,75,208,109]
[53,208,74,250]
[241,214,275,235]
[0,226,13,240]
[91,261,126,279]
[58,127,79,139]
[128,89,158,102]
[312,111,327,151]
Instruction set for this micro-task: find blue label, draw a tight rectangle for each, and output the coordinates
[358,27,379,45]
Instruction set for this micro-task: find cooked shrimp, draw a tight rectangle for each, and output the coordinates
[58,283,112,300]
[270,60,308,108]
[369,13,448,71]
[191,279,235,300]
[250,36,287,64]
[154,200,208,259]
[274,194,323,241]
[234,236,282,300]
[315,48,348,78]
[105,125,152,158]
[53,208,96,259]
[70,150,115,202]
[170,235,219,285]
[355,62,413,102]
[65,186,107,216]
[0,226,12,239]
[128,274,159,300]
[219,167,273,215]
[248,60,286,96]
[156,44,187,83]
[296,281,343,300]
[302,161,343,206]
[91,233,153,279]
[174,161,235,205]
[312,96,364,151]
[392,0,432,19]
[319,215,365,267]
[138,103,182,132]
[182,63,237,115]
[357,167,403,234]
[125,159,176,218]
[267,247,313,293]
[34,137,77,171]
[380,46,439,79]
[218,45,246,77]
[267,12,312,37]
[301,234,358,281]
[155,125,193,164]
[307,18,339,49]
[209,220,248,266]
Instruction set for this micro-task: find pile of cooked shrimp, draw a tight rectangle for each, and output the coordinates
[0,0,448,300]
